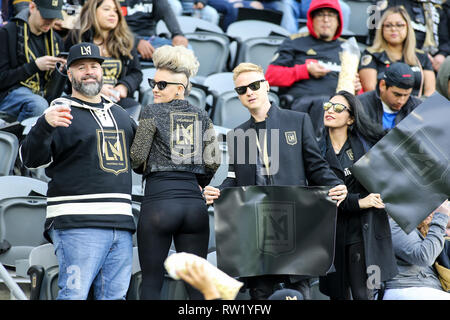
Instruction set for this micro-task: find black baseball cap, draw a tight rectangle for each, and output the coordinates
[34,0,63,20]
[383,62,415,89]
[268,289,304,300]
[67,43,105,68]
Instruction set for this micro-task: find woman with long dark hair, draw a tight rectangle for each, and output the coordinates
[318,90,398,300]
[130,45,220,300]
[65,0,142,111]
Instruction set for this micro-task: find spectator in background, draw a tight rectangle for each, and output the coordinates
[1,0,12,24]
[297,0,350,30]
[208,0,295,32]
[383,200,450,300]
[359,6,435,98]
[0,0,65,123]
[318,90,397,300]
[357,62,421,132]
[436,56,450,100]
[121,0,189,60]
[65,0,142,112]
[266,0,359,107]
[169,0,220,25]
[432,1,449,72]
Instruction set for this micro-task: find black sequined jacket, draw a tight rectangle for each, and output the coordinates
[130,99,220,187]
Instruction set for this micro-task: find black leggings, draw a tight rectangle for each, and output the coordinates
[137,198,209,300]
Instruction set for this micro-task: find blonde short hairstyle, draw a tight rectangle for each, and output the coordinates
[232,63,264,81]
[152,45,200,79]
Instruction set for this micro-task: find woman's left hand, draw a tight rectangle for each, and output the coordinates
[354,73,362,94]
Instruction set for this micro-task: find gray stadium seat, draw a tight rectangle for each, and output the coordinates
[185,32,230,77]
[186,86,207,110]
[226,20,290,68]
[346,0,371,39]
[212,90,279,129]
[0,176,47,200]
[27,243,59,300]
[0,196,48,268]
[156,16,224,38]
[237,36,286,72]
[139,67,157,108]
[0,131,19,176]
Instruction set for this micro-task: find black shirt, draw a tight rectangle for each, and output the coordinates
[28,32,47,93]
[254,120,271,186]
[359,48,433,96]
[335,139,363,245]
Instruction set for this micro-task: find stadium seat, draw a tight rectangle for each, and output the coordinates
[345,0,371,43]
[185,32,230,77]
[21,116,39,135]
[27,243,59,300]
[0,196,48,268]
[156,16,224,38]
[212,90,279,129]
[226,20,290,69]
[0,131,19,176]
[0,176,47,200]
[186,86,207,110]
[236,36,286,72]
[139,67,157,108]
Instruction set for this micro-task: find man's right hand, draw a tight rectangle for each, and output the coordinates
[35,56,66,71]
[203,185,220,205]
[137,39,155,60]
[307,62,331,78]
[44,104,72,128]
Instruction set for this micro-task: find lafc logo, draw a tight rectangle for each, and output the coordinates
[52,0,58,6]
[170,112,199,158]
[96,130,128,175]
[285,131,297,145]
[81,46,92,56]
[256,202,296,257]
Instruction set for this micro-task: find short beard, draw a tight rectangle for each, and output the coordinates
[72,75,103,97]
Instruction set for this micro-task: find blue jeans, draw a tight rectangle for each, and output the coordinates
[169,0,220,25]
[0,86,48,122]
[50,227,133,300]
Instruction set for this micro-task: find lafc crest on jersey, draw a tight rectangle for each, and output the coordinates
[170,112,200,158]
[97,129,129,175]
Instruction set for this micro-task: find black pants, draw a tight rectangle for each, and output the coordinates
[331,242,371,300]
[137,198,209,300]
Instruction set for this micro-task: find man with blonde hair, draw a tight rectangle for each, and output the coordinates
[204,62,348,299]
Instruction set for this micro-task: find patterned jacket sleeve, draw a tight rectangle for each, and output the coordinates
[130,111,156,170]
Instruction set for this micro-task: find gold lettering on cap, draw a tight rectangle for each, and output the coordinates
[52,0,58,7]
[81,46,92,56]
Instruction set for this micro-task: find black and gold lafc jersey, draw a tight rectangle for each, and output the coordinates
[20,96,137,240]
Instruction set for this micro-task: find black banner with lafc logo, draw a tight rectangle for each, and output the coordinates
[352,93,450,234]
[214,186,337,278]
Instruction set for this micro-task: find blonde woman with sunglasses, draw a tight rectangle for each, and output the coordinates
[359,6,435,98]
[130,45,220,300]
[318,90,398,300]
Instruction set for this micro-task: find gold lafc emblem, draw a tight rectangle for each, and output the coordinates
[96,129,128,175]
[52,0,58,7]
[285,131,297,145]
[170,112,199,158]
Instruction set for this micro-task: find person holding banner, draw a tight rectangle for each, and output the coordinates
[203,62,348,300]
[383,200,450,300]
[130,45,220,300]
[318,90,398,300]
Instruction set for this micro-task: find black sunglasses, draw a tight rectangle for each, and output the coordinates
[234,79,266,95]
[323,101,351,113]
[148,78,186,90]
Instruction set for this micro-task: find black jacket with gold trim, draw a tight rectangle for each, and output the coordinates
[0,8,63,102]
[20,96,137,241]
[130,99,220,188]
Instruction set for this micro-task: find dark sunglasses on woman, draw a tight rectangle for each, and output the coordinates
[234,79,266,95]
[148,78,186,90]
[323,101,351,114]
